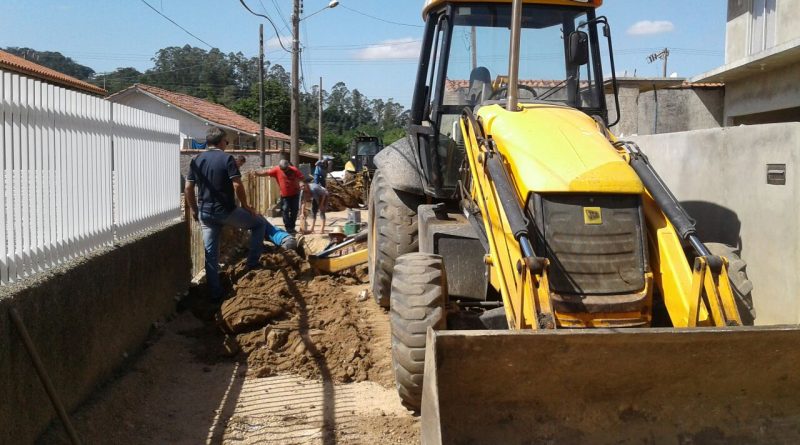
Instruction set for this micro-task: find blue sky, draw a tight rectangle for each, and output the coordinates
[1,1,727,107]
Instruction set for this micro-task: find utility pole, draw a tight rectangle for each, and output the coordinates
[290,0,301,165]
[470,26,477,70]
[259,24,266,167]
[318,77,323,161]
[647,48,670,77]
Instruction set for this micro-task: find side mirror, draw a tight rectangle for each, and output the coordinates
[568,31,590,66]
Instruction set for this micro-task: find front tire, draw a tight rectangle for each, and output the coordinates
[389,253,447,411]
[368,170,420,308]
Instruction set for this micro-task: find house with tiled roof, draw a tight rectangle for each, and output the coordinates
[107,83,317,166]
[0,49,106,96]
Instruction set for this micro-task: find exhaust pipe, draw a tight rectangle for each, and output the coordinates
[507,0,523,111]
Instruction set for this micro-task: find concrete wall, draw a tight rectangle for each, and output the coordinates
[631,123,800,326]
[726,0,800,63]
[606,86,639,137]
[606,87,724,137]
[726,0,752,63]
[0,222,191,444]
[776,0,800,45]
[180,150,288,177]
[724,60,800,122]
[637,88,725,135]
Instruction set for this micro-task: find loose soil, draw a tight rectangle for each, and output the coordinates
[220,250,392,386]
[40,241,418,444]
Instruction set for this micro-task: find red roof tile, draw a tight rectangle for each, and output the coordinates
[0,50,106,96]
[112,83,290,141]
[446,78,590,91]
[675,81,725,88]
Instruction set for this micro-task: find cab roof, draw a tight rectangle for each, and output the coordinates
[423,0,602,19]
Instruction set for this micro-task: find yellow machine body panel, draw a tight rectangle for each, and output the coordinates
[478,104,644,194]
[423,0,603,17]
[460,106,657,330]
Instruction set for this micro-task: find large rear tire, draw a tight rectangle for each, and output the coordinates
[390,253,447,411]
[368,170,420,308]
[705,243,756,325]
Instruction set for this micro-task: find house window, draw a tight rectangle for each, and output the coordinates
[750,0,777,55]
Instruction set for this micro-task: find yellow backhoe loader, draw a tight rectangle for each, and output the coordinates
[367,0,800,443]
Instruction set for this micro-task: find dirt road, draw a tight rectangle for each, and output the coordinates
[40,239,419,444]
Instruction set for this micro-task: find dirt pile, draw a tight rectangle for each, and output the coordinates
[219,250,389,385]
[326,178,364,211]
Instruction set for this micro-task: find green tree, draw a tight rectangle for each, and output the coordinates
[3,47,95,79]
[6,45,409,156]
[95,67,143,94]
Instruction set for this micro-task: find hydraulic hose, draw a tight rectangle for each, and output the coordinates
[461,108,538,262]
[623,142,712,258]
[485,153,529,242]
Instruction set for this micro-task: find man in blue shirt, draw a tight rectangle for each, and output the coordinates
[313,158,328,187]
[185,127,267,302]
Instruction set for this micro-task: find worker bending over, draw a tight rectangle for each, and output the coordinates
[300,177,329,234]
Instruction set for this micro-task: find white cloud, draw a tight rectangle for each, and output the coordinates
[353,38,421,60]
[266,36,291,51]
[627,20,675,36]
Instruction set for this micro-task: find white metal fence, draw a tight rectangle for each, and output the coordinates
[0,69,180,285]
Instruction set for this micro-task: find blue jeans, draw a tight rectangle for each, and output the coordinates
[281,194,300,233]
[200,207,267,301]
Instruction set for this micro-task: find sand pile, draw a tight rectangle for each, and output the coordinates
[218,251,385,384]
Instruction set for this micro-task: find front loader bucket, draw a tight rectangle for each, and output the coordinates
[421,327,800,445]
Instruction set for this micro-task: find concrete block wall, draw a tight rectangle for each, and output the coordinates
[606,87,724,138]
[0,221,191,444]
[637,89,725,135]
[631,123,800,325]
[180,150,287,176]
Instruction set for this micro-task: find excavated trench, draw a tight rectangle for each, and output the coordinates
[40,238,419,444]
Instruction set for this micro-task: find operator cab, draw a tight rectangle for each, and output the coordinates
[349,136,383,172]
[410,1,618,197]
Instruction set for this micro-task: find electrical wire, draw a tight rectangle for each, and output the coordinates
[238,0,292,53]
[138,0,215,49]
[300,19,311,93]
[340,5,424,28]
[270,0,293,34]
[300,52,309,93]
[305,39,424,50]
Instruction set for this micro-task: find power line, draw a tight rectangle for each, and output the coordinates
[270,0,293,34]
[340,5,424,28]
[93,62,207,78]
[238,0,292,53]
[138,0,215,49]
[305,39,424,50]
[300,16,311,93]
